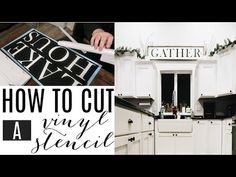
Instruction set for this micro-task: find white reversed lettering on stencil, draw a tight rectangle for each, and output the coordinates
[49,46,69,62]
[65,55,95,81]
[7,41,28,57]
[32,37,52,52]
[23,31,40,43]
[23,49,43,65]
[38,60,62,80]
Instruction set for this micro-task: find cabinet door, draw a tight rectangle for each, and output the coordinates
[222,131,232,155]
[230,50,236,93]
[115,133,142,155]
[115,59,135,96]
[155,133,175,154]
[207,120,222,154]
[128,133,142,155]
[193,120,208,154]
[142,114,154,132]
[222,119,232,155]
[175,133,194,154]
[115,106,142,136]
[135,63,155,97]
[115,135,129,155]
[217,55,233,95]
[142,131,154,155]
[198,62,216,97]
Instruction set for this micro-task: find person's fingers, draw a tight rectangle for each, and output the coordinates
[106,36,113,49]
[93,35,101,49]
[90,33,100,47]
[99,36,107,51]
[90,35,95,46]
[91,31,114,50]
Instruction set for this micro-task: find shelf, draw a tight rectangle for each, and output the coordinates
[138,102,152,106]
[117,95,136,99]
[198,93,236,101]
[163,112,191,116]
[136,96,154,99]
[180,113,191,116]
[121,96,155,108]
[163,112,173,116]
[198,95,216,100]
[117,95,154,100]
[217,92,234,97]
[115,96,155,117]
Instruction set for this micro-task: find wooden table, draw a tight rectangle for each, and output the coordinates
[0,23,114,86]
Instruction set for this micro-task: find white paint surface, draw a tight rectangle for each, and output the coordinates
[115,22,236,56]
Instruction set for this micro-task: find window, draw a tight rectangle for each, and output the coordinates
[161,74,174,112]
[161,73,191,112]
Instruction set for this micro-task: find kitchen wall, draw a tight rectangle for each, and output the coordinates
[115,22,236,55]
[115,22,236,117]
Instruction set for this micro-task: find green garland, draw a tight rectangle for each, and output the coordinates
[115,46,145,59]
[209,38,236,56]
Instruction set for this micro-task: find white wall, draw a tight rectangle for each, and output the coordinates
[115,22,236,56]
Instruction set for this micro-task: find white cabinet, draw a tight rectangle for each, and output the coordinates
[193,120,208,154]
[155,132,193,154]
[115,58,136,97]
[115,135,129,154]
[155,133,175,154]
[193,120,222,154]
[233,51,236,93]
[155,120,194,154]
[142,131,154,155]
[115,106,142,136]
[135,62,155,97]
[217,55,233,95]
[115,133,142,155]
[115,106,155,155]
[142,114,154,132]
[222,118,232,155]
[197,60,217,98]
[208,120,222,154]
[217,49,236,96]
[141,114,154,155]
[175,133,194,154]
[115,106,142,155]
[128,133,142,154]
[115,59,156,98]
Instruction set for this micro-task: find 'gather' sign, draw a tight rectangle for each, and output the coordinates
[147,46,204,60]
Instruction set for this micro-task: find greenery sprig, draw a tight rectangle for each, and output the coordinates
[209,38,236,56]
[115,46,145,59]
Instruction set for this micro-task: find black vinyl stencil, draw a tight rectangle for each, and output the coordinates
[1,29,102,86]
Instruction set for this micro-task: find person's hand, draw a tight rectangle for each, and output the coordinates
[90,28,113,51]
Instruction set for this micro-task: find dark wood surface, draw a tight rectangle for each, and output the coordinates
[0,23,114,86]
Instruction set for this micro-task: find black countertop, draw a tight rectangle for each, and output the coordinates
[115,96,233,120]
[191,117,232,120]
[115,96,155,117]
[154,115,232,120]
